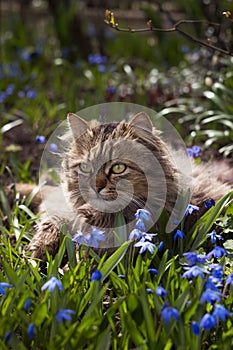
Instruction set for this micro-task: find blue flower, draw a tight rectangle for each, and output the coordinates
[183,252,198,266]
[213,304,231,321]
[174,229,185,240]
[135,209,151,222]
[72,231,88,245]
[24,298,31,311]
[73,227,106,249]
[36,135,46,144]
[187,146,201,157]
[91,269,102,282]
[135,219,146,231]
[148,268,158,275]
[56,309,75,322]
[146,288,153,294]
[204,277,222,291]
[0,92,7,103]
[41,276,64,293]
[85,227,106,249]
[201,289,222,304]
[192,145,201,157]
[207,246,227,259]
[4,331,12,343]
[18,91,25,98]
[197,254,207,264]
[33,288,39,297]
[98,64,106,73]
[88,54,107,65]
[182,266,206,279]
[118,274,125,279]
[191,321,200,336]
[187,148,194,157]
[6,84,15,95]
[158,241,164,251]
[211,264,224,281]
[141,233,157,242]
[204,199,215,209]
[108,86,116,94]
[161,306,179,324]
[50,143,58,152]
[207,230,223,244]
[129,228,142,240]
[200,313,217,330]
[185,204,199,216]
[26,89,37,99]
[156,286,168,297]
[134,240,156,254]
[21,50,31,61]
[226,274,233,286]
[0,282,12,295]
[28,323,35,341]
[182,45,190,54]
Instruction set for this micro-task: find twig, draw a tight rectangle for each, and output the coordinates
[105,10,233,57]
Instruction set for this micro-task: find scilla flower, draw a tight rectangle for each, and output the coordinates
[91,270,102,282]
[134,240,155,254]
[41,276,63,293]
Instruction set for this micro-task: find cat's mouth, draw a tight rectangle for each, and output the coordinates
[99,194,116,201]
[83,189,130,214]
[97,189,118,201]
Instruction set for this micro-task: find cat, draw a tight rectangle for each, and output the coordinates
[6,112,232,260]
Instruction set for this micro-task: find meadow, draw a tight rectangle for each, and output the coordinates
[0,1,233,349]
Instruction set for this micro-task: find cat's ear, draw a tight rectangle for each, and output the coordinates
[129,112,153,132]
[67,113,89,137]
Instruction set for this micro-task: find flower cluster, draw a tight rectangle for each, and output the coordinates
[129,209,156,254]
[72,227,106,249]
[182,236,231,334]
[186,145,201,158]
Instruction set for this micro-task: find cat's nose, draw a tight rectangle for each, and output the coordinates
[95,177,107,193]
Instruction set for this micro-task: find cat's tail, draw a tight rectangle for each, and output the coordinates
[191,159,232,207]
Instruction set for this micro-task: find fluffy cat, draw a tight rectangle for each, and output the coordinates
[6,112,232,260]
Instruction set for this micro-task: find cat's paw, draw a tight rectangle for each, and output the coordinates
[26,221,60,260]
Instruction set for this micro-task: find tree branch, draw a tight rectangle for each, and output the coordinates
[105,10,233,57]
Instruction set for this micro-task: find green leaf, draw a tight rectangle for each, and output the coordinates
[101,241,131,282]
[113,212,128,246]
[32,302,48,326]
[127,294,144,326]
[65,236,77,268]
[18,204,37,219]
[139,287,156,348]
[187,191,233,251]
[124,312,145,346]
[95,326,112,350]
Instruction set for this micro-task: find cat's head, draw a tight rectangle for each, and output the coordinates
[63,112,178,229]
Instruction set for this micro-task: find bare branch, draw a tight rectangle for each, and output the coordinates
[105,10,233,57]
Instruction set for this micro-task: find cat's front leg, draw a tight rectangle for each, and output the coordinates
[26,215,66,260]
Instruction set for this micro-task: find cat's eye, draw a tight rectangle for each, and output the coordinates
[111,163,126,174]
[79,162,92,173]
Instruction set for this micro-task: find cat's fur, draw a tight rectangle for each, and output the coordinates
[6,112,232,260]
